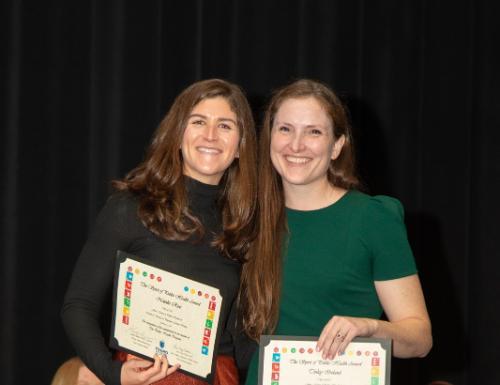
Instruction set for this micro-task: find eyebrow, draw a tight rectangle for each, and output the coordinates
[189,113,237,125]
[276,120,326,129]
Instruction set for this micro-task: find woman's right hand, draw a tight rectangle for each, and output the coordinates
[121,355,180,385]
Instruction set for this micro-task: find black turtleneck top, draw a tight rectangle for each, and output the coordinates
[61,178,242,385]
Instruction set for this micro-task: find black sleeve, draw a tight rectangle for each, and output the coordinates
[226,300,258,384]
[61,194,138,385]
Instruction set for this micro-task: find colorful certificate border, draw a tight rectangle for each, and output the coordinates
[109,250,223,384]
[258,335,391,385]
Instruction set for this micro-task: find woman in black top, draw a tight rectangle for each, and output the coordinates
[61,79,257,385]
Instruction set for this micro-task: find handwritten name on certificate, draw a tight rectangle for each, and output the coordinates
[258,336,391,385]
[110,251,223,381]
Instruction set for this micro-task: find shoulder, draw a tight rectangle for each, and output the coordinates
[95,191,140,224]
[345,191,407,238]
[347,191,404,221]
[106,191,139,210]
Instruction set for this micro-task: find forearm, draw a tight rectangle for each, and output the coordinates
[61,194,134,384]
[61,301,123,385]
[370,317,432,358]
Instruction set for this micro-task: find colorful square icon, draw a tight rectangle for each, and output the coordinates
[271,372,279,380]
[205,319,213,328]
[123,307,129,315]
[124,298,130,307]
[371,377,379,385]
[208,301,216,310]
[203,337,210,346]
[125,280,132,289]
[371,367,379,376]
[207,310,214,320]
[204,328,211,337]
[272,363,280,371]
[271,382,279,385]
[124,289,131,298]
[201,346,209,355]
[272,353,281,362]
[122,315,129,324]
[372,357,380,366]
[126,272,133,280]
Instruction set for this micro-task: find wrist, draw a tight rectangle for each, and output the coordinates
[368,318,379,336]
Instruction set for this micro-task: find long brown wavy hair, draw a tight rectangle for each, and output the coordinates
[240,79,360,340]
[113,79,257,261]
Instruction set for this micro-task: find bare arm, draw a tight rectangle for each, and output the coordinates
[316,274,432,359]
[372,274,432,357]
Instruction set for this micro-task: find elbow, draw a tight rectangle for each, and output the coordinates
[417,332,433,358]
[415,322,433,357]
[60,298,72,323]
[394,321,433,358]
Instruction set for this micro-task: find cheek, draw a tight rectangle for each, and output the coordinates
[269,140,282,169]
[269,140,279,160]
[180,128,192,150]
[222,132,241,158]
[230,133,241,154]
[270,133,284,155]
[310,140,335,160]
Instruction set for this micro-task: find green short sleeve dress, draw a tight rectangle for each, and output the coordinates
[244,190,417,385]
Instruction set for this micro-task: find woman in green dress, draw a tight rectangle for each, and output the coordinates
[240,79,432,384]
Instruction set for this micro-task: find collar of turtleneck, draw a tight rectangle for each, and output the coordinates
[184,176,221,210]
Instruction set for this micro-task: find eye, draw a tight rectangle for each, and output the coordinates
[310,128,323,136]
[219,123,233,130]
[191,119,205,126]
[277,125,290,133]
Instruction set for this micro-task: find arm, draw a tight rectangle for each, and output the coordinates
[316,274,432,359]
[61,194,178,385]
[61,195,131,385]
[372,274,432,357]
[226,298,258,382]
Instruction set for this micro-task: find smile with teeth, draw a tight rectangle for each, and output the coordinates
[285,155,311,164]
[197,146,222,154]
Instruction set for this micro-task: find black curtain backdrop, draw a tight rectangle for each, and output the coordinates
[1,1,499,384]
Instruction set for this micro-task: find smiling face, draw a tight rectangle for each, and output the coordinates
[181,97,240,185]
[270,97,345,191]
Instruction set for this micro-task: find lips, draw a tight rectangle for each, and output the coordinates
[197,146,222,154]
[284,155,311,164]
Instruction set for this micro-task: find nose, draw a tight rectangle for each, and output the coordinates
[290,131,305,152]
[204,121,218,141]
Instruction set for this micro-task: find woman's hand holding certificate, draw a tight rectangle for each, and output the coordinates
[110,251,223,382]
[258,336,391,385]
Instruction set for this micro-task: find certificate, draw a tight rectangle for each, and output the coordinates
[258,336,391,385]
[110,251,223,382]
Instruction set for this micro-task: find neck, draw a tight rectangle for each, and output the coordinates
[283,179,346,210]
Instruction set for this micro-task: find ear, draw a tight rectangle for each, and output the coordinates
[331,135,346,161]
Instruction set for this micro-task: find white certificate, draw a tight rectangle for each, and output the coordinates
[258,336,391,385]
[110,251,223,382]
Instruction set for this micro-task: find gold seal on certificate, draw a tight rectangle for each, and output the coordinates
[258,336,391,385]
[110,251,223,382]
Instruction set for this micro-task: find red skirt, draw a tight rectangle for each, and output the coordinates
[115,352,239,385]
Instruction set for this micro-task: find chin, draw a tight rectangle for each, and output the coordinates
[282,177,310,186]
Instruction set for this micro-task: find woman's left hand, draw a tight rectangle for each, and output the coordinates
[316,316,378,359]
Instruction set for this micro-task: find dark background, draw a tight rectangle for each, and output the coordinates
[1,1,499,384]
